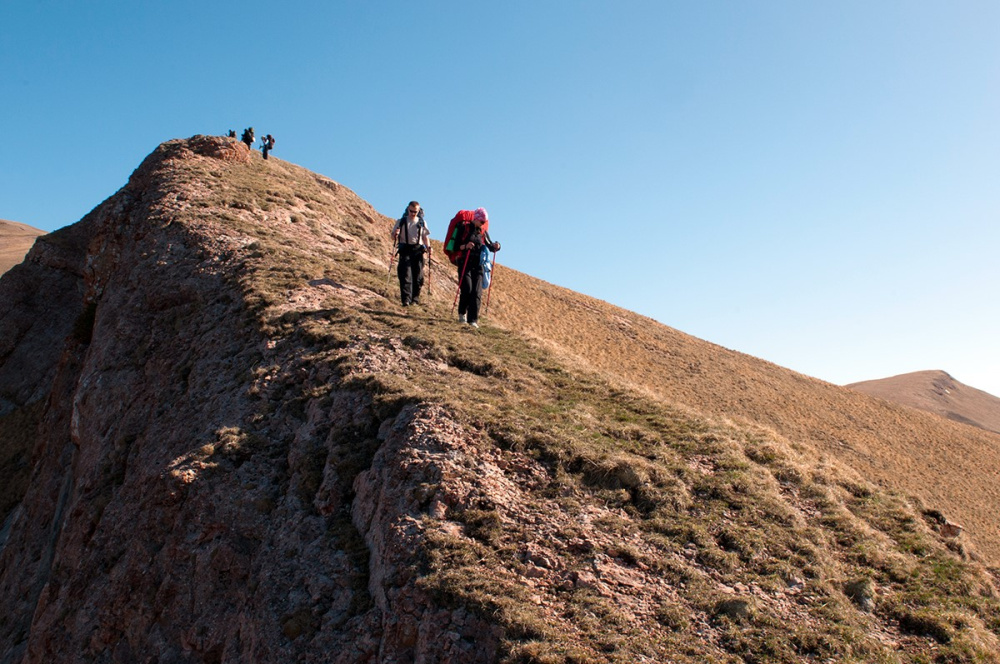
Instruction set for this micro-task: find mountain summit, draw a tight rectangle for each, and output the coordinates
[849,370,1000,435]
[2,136,1000,662]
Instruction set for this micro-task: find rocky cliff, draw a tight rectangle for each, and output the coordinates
[2,137,1000,663]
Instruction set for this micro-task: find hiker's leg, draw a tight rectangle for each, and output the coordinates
[467,269,483,323]
[411,254,424,301]
[398,251,412,305]
[457,264,470,315]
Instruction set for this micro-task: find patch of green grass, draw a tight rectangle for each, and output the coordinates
[418,528,554,643]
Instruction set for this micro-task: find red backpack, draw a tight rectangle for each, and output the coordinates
[443,210,489,265]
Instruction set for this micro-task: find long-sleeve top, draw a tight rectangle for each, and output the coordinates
[454,222,495,270]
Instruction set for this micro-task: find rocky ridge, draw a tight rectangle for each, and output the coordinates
[2,137,1000,662]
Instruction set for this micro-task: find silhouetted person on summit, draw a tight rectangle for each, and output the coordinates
[240,127,255,149]
[227,129,236,138]
[261,134,275,160]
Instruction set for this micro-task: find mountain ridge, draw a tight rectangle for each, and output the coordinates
[849,370,1000,435]
[2,136,1000,662]
[0,219,45,277]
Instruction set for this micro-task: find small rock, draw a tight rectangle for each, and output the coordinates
[524,564,547,579]
[941,521,963,538]
[573,570,598,589]
[844,578,874,612]
[429,499,447,519]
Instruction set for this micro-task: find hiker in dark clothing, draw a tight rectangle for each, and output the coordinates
[241,127,255,149]
[261,134,275,159]
[390,201,430,307]
[454,207,500,328]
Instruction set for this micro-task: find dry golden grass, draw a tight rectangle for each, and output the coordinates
[850,370,1000,435]
[0,219,44,276]
[482,268,1000,564]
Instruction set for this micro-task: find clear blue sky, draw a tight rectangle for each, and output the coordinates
[4,1,999,396]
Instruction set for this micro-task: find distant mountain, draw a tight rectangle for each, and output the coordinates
[848,370,1000,434]
[0,219,45,275]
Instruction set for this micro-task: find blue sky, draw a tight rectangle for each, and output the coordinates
[3,1,999,396]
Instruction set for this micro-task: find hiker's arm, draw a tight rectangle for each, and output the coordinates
[483,231,500,252]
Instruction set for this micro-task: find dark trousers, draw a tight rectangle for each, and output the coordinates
[457,259,483,322]
[397,245,424,305]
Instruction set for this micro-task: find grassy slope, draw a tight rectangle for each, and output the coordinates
[149,140,1000,662]
[0,220,45,276]
[849,370,1000,435]
[485,268,1000,564]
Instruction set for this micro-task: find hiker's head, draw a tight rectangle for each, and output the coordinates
[473,208,488,224]
[407,202,421,217]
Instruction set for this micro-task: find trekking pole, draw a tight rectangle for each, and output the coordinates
[484,250,498,316]
[452,247,472,314]
[416,217,431,297]
[385,234,398,296]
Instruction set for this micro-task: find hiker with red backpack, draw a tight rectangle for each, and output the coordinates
[390,201,431,307]
[444,207,500,328]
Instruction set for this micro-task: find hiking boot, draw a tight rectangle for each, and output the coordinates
[469,321,479,328]
[411,298,420,306]
[458,313,467,323]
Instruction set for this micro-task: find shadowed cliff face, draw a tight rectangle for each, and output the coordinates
[2,136,1000,663]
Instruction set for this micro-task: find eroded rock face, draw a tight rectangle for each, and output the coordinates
[0,137,499,663]
[353,405,504,663]
[187,135,254,163]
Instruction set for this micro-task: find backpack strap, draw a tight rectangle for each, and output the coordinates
[417,218,427,246]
